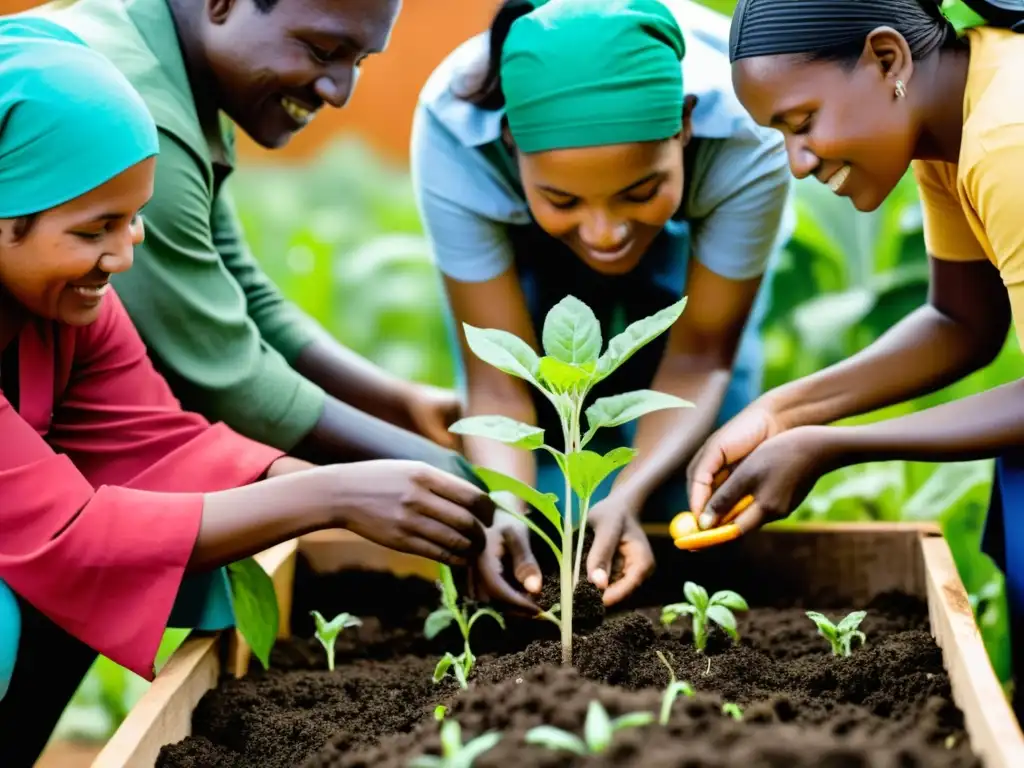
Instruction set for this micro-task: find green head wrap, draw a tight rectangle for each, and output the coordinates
[0,17,159,218]
[501,0,686,154]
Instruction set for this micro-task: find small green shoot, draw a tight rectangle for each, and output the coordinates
[408,719,501,768]
[661,582,748,652]
[806,610,867,657]
[310,610,362,672]
[525,700,655,755]
[722,702,743,720]
[434,705,448,722]
[655,650,694,725]
[426,565,505,688]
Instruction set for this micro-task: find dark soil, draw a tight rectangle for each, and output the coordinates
[156,548,981,768]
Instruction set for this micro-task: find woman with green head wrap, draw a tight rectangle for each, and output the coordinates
[0,19,496,763]
[412,0,794,611]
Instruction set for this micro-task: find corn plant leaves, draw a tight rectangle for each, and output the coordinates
[538,356,594,394]
[226,557,279,670]
[582,389,694,446]
[707,605,739,642]
[424,607,456,640]
[473,466,562,530]
[594,297,687,382]
[525,726,588,755]
[566,447,637,500]
[542,295,602,365]
[448,415,545,450]
[463,324,540,384]
[710,590,749,612]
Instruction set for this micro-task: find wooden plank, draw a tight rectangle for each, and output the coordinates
[89,636,220,768]
[298,529,440,580]
[921,534,1024,768]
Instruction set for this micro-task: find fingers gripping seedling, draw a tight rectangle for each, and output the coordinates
[525,700,655,755]
[448,295,692,664]
[661,581,748,653]
[310,610,362,672]
[655,650,694,725]
[408,718,502,768]
[806,610,868,657]
[427,565,505,688]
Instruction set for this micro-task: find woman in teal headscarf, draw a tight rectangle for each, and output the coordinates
[413,0,794,609]
[0,20,494,762]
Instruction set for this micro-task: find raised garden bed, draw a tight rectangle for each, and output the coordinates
[91,524,1024,768]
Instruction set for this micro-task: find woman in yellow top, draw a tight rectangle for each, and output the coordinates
[682,0,1024,715]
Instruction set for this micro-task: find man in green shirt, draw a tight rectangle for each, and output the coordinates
[30,0,477,475]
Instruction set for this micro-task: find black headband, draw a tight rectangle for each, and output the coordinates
[729,0,953,62]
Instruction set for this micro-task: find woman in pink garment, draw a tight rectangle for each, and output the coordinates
[0,19,494,764]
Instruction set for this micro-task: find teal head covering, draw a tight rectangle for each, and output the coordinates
[501,0,686,154]
[0,17,158,218]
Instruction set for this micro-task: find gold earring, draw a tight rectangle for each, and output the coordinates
[895,79,907,99]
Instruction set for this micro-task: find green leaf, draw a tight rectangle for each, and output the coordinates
[438,564,460,608]
[407,756,443,768]
[538,356,594,393]
[722,702,743,721]
[468,607,505,633]
[584,700,613,753]
[660,603,696,626]
[452,658,468,689]
[434,705,447,722]
[525,726,588,755]
[710,590,749,612]
[842,630,867,657]
[474,466,563,530]
[707,605,739,643]
[542,295,602,365]
[424,608,456,640]
[449,415,545,450]
[582,390,693,445]
[440,718,463,757]
[566,447,637,501]
[488,498,563,562]
[612,711,655,731]
[433,652,457,683]
[458,732,503,767]
[594,297,687,382]
[837,610,867,634]
[464,324,541,384]
[683,581,709,613]
[226,557,279,670]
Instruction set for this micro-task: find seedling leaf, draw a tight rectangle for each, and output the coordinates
[459,731,503,765]
[706,605,739,643]
[440,719,462,756]
[722,702,743,720]
[612,711,656,729]
[424,608,456,640]
[434,705,447,721]
[448,415,545,450]
[566,447,637,500]
[582,390,694,445]
[660,681,695,725]
[474,466,562,531]
[468,607,505,632]
[525,726,588,755]
[710,590,749,612]
[226,557,279,671]
[542,295,602,365]
[594,297,687,381]
[683,581,709,613]
[806,610,868,656]
[660,602,696,626]
[584,700,613,753]
[433,653,458,684]
[837,610,867,634]
[463,324,540,384]
[408,756,443,768]
[538,356,594,393]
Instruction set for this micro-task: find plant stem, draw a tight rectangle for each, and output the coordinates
[561,452,574,666]
[572,497,590,591]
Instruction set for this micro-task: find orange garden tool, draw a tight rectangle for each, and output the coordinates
[670,494,753,551]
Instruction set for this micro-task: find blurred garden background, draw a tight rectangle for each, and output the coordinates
[38,0,1021,760]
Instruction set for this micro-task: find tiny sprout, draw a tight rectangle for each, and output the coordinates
[662,582,748,652]
[408,719,501,768]
[655,650,694,725]
[806,610,867,657]
[722,702,743,721]
[427,565,505,688]
[525,700,654,755]
[434,705,448,722]
[310,610,362,672]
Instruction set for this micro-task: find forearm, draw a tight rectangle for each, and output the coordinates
[821,377,1024,465]
[191,467,338,570]
[294,338,415,429]
[767,305,995,430]
[613,363,731,503]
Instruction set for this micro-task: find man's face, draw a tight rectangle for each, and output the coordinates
[202,0,401,149]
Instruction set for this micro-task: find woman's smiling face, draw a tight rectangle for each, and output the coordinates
[0,157,155,326]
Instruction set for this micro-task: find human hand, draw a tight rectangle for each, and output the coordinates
[696,426,836,535]
[586,496,655,607]
[331,460,494,566]
[405,383,462,449]
[468,509,543,614]
[687,398,788,526]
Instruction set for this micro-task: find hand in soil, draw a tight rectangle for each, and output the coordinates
[468,511,543,614]
[586,502,654,607]
[332,460,495,565]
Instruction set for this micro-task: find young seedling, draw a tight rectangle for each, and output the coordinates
[434,705,448,722]
[448,295,692,664]
[408,718,502,768]
[806,610,868,657]
[661,581,748,653]
[525,700,655,755]
[722,702,743,720]
[310,610,362,672]
[426,564,505,688]
[655,650,694,725]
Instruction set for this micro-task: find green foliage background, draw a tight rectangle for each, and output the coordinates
[51,0,1016,748]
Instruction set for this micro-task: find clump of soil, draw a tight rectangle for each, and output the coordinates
[156,553,980,768]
